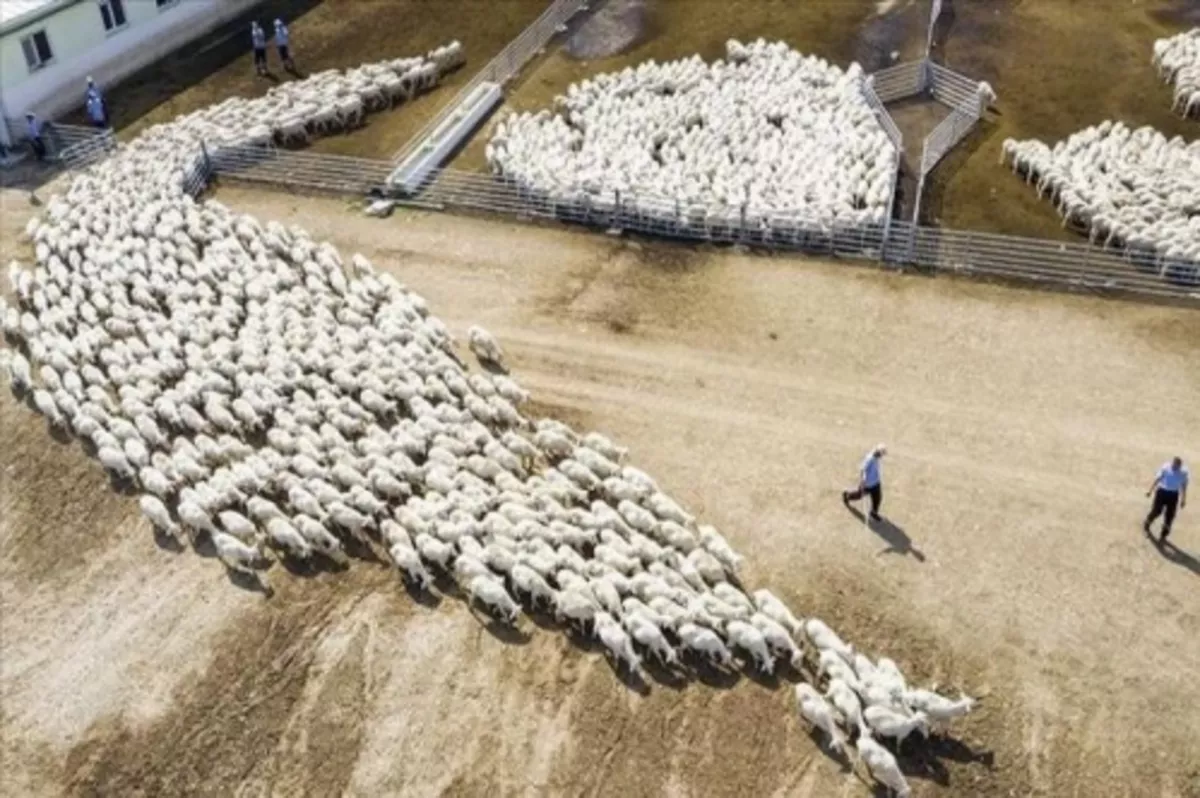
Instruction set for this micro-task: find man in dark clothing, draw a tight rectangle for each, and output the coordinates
[1145,456,1189,543]
[25,113,46,160]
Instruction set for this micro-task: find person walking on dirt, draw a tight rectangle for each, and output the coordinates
[273,19,295,72]
[1145,456,1188,543]
[843,443,887,521]
[251,21,268,76]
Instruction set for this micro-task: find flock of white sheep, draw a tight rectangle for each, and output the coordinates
[1001,30,1200,268]
[1155,28,1200,117]
[486,39,897,231]
[0,46,974,797]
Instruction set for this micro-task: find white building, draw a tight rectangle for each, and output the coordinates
[0,0,261,146]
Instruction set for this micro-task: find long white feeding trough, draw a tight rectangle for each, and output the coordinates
[388,81,503,195]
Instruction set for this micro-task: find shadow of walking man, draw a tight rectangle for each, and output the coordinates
[1144,528,1199,578]
[846,505,927,562]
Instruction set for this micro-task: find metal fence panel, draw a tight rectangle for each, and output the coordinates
[871,60,927,102]
[390,0,589,165]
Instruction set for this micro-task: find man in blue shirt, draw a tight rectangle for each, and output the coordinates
[1145,456,1188,543]
[843,443,887,521]
[251,21,268,76]
[84,77,107,127]
[274,19,295,72]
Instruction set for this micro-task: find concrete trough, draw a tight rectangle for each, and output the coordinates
[388,80,503,195]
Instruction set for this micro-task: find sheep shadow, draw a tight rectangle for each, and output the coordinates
[106,472,141,497]
[845,506,926,562]
[1145,529,1200,577]
[892,736,951,787]
[152,525,187,554]
[224,567,274,598]
[475,613,532,646]
[278,552,344,578]
[402,578,443,608]
[641,657,689,691]
[190,531,218,559]
[46,423,74,446]
[683,654,741,689]
[739,661,782,690]
[925,733,995,768]
[605,657,652,696]
[804,727,853,772]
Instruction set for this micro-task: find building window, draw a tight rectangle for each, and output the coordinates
[20,30,53,71]
[99,0,127,31]
[155,0,179,7]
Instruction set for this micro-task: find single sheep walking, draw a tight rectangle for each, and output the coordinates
[843,443,887,521]
[1145,456,1188,543]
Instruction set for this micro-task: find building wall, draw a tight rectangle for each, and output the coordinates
[0,0,261,146]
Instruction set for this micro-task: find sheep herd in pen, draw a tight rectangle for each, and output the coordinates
[1155,28,1200,118]
[998,30,1200,270]
[188,41,464,150]
[0,47,978,797]
[486,39,897,230]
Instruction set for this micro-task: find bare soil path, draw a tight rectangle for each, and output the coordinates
[2,186,1199,797]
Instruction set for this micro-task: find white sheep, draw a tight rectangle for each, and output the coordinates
[466,325,507,371]
[594,611,641,673]
[864,705,929,748]
[468,574,520,624]
[390,543,433,589]
[211,531,263,575]
[856,733,911,797]
[677,621,735,669]
[795,683,846,754]
[805,617,854,662]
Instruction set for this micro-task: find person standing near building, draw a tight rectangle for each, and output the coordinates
[84,76,107,127]
[843,443,887,521]
[1145,456,1188,543]
[25,112,46,161]
[274,18,295,72]
[251,21,268,76]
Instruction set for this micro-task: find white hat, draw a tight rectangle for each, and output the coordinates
[874,443,888,456]
[274,18,283,26]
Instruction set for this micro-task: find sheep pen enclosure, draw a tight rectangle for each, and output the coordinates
[2,1,1200,797]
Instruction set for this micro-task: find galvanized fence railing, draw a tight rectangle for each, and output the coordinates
[56,125,117,170]
[208,143,394,195]
[870,60,928,102]
[388,166,1198,300]
[389,0,589,165]
[928,62,982,111]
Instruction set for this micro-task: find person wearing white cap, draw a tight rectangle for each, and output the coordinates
[1145,456,1188,544]
[251,21,268,76]
[843,444,887,521]
[273,18,295,72]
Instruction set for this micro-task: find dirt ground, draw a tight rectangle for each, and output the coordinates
[76,0,549,161]
[3,181,1200,797]
[923,0,1198,237]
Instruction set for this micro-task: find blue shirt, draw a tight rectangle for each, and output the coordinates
[861,453,882,488]
[85,94,104,121]
[1157,463,1189,493]
[274,24,289,47]
[251,26,266,49]
[86,85,102,103]
[26,117,42,138]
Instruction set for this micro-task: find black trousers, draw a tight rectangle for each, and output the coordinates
[1146,489,1179,537]
[847,483,882,516]
[29,137,46,160]
[253,48,267,69]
